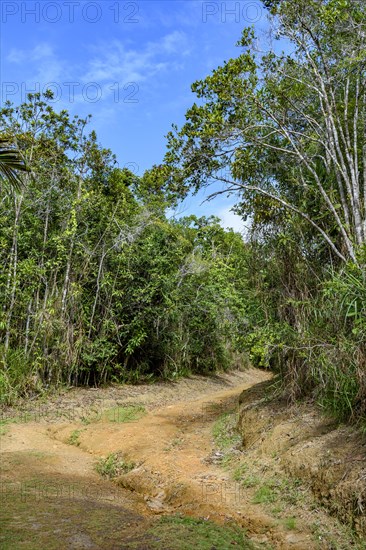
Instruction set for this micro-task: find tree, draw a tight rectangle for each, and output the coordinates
[0,92,250,401]
[0,136,28,191]
[166,0,366,264]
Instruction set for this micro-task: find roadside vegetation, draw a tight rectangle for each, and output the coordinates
[95,452,136,479]
[142,515,264,550]
[1,0,366,431]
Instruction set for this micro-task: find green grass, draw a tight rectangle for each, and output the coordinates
[242,474,261,488]
[212,412,241,450]
[142,515,268,550]
[67,429,83,446]
[103,404,146,423]
[232,462,249,481]
[252,483,277,505]
[284,517,297,530]
[94,452,136,479]
[0,478,147,550]
[251,477,304,506]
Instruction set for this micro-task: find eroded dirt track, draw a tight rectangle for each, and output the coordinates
[1,369,363,549]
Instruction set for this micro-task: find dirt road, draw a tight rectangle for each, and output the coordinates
[0,369,361,549]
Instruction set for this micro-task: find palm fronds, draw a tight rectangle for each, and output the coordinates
[0,136,29,192]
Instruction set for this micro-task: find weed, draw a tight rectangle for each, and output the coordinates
[0,415,22,436]
[67,429,82,446]
[252,483,277,504]
[232,462,249,481]
[310,521,365,549]
[273,477,304,506]
[242,475,261,488]
[251,477,303,506]
[0,425,8,436]
[284,517,297,530]
[213,412,241,450]
[271,504,284,516]
[164,437,184,451]
[220,453,236,469]
[95,452,135,479]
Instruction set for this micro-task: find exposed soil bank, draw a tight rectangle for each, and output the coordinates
[238,380,366,538]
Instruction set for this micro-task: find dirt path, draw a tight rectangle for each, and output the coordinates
[0,369,362,549]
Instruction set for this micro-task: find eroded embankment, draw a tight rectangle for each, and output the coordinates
[238,381,366,538]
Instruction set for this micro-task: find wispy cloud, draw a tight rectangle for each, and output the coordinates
[217,206,247,234]
[7,43,54,64]
[83,31,189,84]
[5,32,189,109]
[7,43,67,83]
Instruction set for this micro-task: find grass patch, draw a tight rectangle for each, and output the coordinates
[279,477,303,505]
[211,411,242,468]
[284,517,297,530]
[95,452,136,479]
[0,414,31,435]
[242,474,261,488]
[251,477,303,506]
[67,429,83,446]
[0,420,10,436]
[232,462,249,481]
[0,478,147,550]
[310,520,365,549]
[212,412,241,451]
[252,483,277,505]
[78,404,146,425]
[143,515,267,550]
[103,404,146,423]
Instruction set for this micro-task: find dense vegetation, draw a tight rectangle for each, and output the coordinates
[0,92,251,402]
[166,0,366,423]
[1,0,366,425]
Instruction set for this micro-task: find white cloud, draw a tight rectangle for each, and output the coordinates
[217,206,248,235]
[7,42,66,83]
[7,48,26,64]
[156,30,190,55]
[6,30,188,94]
[82,31,188,85]
[7,43,52,63]
[5,33,190,111]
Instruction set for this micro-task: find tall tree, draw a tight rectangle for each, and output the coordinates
[166,0,366,264]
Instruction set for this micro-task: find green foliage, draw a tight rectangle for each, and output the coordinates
[67,429,82,446]
[95,452,135,479]
[164,0,366,424]
[0,135,29,191]
[0,347,41,405]
[0,93,250,403]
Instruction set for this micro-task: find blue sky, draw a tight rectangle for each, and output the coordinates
[1,1,270,232]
